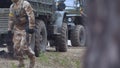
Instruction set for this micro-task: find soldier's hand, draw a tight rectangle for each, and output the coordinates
[7,30,13,39]
[26,29,34,34]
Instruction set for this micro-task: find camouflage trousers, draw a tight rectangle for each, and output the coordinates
[13,28,35,68]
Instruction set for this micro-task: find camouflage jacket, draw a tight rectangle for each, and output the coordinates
[8,0,35,30]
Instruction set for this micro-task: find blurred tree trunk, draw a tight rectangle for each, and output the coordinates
[84,0,120,68]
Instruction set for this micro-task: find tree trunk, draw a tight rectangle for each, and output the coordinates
[84,0,120,68]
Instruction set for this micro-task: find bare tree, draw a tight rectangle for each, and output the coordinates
[84,0,120,68]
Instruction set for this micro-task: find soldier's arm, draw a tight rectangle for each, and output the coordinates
[8,4,14,31]
[23,1,35,29]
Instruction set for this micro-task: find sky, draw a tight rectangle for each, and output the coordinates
[55,0,80,9]
[56,0,75,6]
[64,0,74,6]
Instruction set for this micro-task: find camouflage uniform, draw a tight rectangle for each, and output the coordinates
[8,0,35,68]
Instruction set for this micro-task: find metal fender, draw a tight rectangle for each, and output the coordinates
[54,11,66,33]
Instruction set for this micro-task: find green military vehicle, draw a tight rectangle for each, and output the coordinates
[0,0,86,57]
[55,0,86,47]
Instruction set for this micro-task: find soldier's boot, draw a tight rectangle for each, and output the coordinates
[25,47,35,68]
[29,55,35,68]
[18,57,25,67]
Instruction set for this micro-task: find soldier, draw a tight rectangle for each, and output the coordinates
[8,0,35,68]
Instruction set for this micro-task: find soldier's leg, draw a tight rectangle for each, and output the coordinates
[13,31,25,67]
[26,47,35,68]
[28,48,35,68]
[23,46,35,68]
[27,34,35,68]
[20,31,35,68]
[17,55,25,67]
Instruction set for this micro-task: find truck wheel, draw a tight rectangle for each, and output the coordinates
[6,34,14,56]
[7,44,14,52]
[55,23,68,52]
[71,25,86,47]
[7,43,14,55]
[34,20,47,57]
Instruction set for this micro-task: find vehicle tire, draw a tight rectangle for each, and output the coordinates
[34,20,47,57]
[71,25,86,47]
[0,35,5,47]
[55,23,68,52]
[6,34,14,56]
[7,43,14,54]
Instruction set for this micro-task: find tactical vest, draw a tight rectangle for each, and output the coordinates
[11,0,28,30]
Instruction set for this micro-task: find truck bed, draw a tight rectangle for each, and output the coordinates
[28,0,55,16]
[0,8,9,34]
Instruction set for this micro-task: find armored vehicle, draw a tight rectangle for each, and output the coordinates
[0,0,86,57]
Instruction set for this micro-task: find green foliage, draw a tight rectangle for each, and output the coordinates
[11,63,17,68]
[38,52,81,68]
[75,60,81,68]
[39,53,49,64]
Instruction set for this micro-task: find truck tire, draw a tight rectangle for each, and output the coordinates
[7,43,14,56]
[6,34,14,56]
[71,25,86,47]
[34,20,47,57]
[55,23,68,52]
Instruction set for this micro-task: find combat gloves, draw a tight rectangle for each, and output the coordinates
[26,29,34,34]
[8,30,13,38]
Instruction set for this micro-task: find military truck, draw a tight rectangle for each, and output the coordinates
[55,0,86,47]
[0,0,86,57]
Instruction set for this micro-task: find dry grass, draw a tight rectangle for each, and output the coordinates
[0,47,85,68]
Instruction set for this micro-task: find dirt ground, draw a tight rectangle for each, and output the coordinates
[0,47,86,68]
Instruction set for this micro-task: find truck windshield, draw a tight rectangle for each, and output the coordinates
[64,0,85,10]
[0,0,12,8]
[64,0,80,9]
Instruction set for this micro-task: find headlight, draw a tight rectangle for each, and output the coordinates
[68,18,72,22]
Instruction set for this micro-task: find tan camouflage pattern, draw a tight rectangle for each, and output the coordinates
[13,28,35,68]
[8,0,35,68]
[13,28,34,54]
[8,0,35,30]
